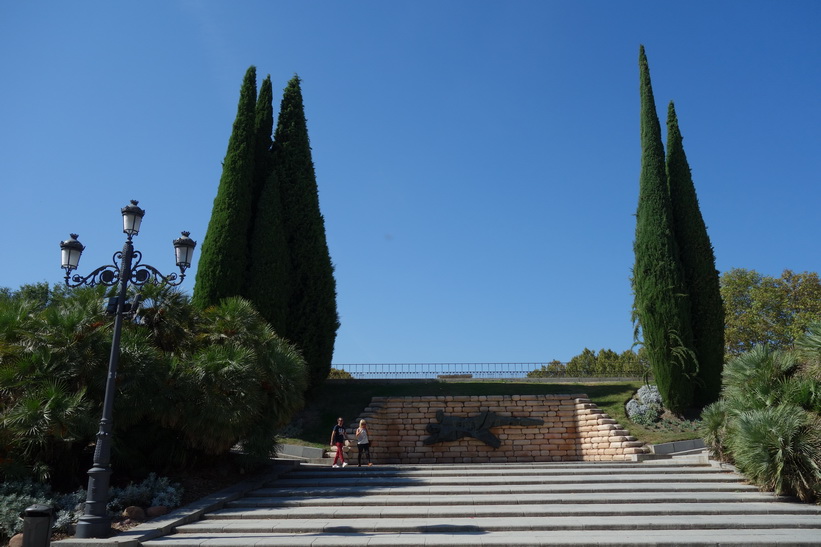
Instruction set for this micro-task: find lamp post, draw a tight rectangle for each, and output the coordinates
[59,200,195,538]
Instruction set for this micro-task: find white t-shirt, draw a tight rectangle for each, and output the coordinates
[356,427,369,444]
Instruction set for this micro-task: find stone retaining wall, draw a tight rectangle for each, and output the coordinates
[355,394,647,463]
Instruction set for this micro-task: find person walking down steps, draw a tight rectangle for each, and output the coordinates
[356,419,373,467]
[330,417,348,468]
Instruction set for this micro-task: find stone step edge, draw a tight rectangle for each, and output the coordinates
[282,462,721,473]
[223,492,796,512]
[207,503,821,519]
[174,514,821,533]
[249,483,761,496]
[140,529,821,547]
[225,494,799,508]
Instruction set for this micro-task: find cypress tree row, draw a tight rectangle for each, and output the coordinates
[245,75,290,334]
[194,69,338,389]
[633,46,696,414]
[193,66,258,308]
[273,75,339,390]
[665,101,724,407]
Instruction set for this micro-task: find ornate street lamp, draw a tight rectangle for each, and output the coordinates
[59,200,195,538]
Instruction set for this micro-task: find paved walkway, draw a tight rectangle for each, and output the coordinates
[56,454,821,546]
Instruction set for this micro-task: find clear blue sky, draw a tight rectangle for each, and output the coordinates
[1,2,818,365]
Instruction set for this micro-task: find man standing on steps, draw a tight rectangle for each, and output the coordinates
[330,417,349,468]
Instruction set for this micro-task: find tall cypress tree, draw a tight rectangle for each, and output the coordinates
[273,75,339,389]
[244,75,290,334]
[193,66,258,308]
[666,101,724,407]
[251,76,275,214]
[633,46,695,414]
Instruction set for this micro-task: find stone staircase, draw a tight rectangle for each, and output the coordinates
[140,459,821,546]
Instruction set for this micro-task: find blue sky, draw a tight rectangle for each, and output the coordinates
[1,2,818,365]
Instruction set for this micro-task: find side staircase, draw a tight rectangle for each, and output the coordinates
[141,458,821,546]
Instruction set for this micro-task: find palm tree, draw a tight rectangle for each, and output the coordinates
[2,285,308,481]
[135,283,199,355]
[796,321,821,380]
[181,297,308,460]
[729,405,821,501]
[0,289,104,484]
[701,342,821,501]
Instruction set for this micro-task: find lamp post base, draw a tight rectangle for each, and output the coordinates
[74,514,112,538]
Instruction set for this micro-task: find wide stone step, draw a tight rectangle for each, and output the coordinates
[207,501,821,519]
[176,513,821,533]
[226,490,800,507]
[271,461,718,477]
[140,461,821,546]
[138,528,821,546]
[269,472,743,488]
[249,481,760,499]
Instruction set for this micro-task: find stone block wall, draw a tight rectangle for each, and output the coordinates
[353,394,647,463]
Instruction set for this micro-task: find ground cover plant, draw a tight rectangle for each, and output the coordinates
[0,474,185,544]
[624,384,701,439]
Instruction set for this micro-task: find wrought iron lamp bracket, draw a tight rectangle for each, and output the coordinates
[65,249,185,288]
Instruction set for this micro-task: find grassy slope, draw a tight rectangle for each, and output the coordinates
[283,380,701,448]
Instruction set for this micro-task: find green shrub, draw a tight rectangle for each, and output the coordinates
[728,405,821,502]
[722,345,799,409]
[700,399,730,459]
[1,285,307,482]
[702,342,821,502]
[796,321,821,379]
[779,376,821,413]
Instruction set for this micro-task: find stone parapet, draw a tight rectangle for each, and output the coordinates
[355,394,647,463]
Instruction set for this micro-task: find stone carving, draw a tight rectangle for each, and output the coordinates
[424,409,544,448]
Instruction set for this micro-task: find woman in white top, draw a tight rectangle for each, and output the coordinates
[355,419,372,467]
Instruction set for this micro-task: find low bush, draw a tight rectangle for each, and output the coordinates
[701,334,821,502]
[0,480,84,544]
[637,384,663,407]
[626,384,664,425]
[1,286,308,483]
[729,405,821,501]
[625,399,658,426]
[108,473,183,512]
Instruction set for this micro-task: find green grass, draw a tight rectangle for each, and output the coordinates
[285,380,702,447]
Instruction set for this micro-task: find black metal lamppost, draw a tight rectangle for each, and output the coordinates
[59,200,196,538]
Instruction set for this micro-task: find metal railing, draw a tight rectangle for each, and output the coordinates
[333,363,554,379]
